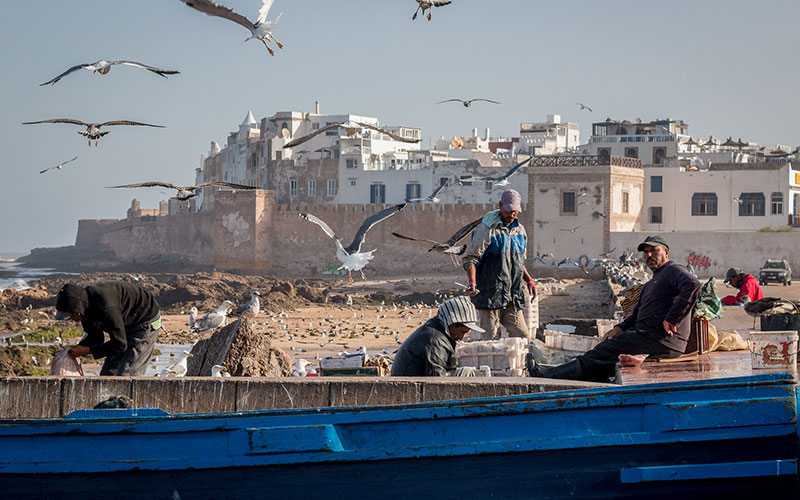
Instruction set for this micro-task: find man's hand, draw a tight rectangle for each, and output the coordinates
[527,278,537,299]
[69,345,91,359]
[467,281,478,297]
[663,321,677,336]
[602,326,622,341]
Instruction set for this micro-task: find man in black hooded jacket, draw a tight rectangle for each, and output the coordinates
[55,281,161,376]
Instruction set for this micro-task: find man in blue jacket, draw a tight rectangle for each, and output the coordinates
[461,189,536,340]
[528,235,701,382]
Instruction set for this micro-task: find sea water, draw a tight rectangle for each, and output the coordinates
[0,252,76,290]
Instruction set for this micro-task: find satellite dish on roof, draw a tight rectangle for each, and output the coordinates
[450,138,460,148]
[281,128,291,139]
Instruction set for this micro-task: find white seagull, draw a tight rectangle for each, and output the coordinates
[22,118,164,146]
[577,102,593,112]
[164,351,193,377]
[107,180,257,200]
[436,98,500,107]
[284,121,421,149]
[40,60,179,86]
[457,156,533,187]
[412,0,452,21]
[300,203,407,283]
[392,217,482,266]
[39,156,78,174]
[291,359,312,377]
[406,180,450,203]
[191,300,235,332]
[188,307,198,328]
[233,291,261,316]
[180,0,284,56]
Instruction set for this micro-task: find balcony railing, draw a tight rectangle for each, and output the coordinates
[529,155,642,169]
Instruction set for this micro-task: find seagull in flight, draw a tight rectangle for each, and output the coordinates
[40,60,179,86]
[457,156,533,187]
[406,180,450,203]
[180,0,284,56]
[412,0,452,21]
[392,217,482,266]
[39,156,78,174]
[436,98,500,107]
[560,225,582,233]
[300,204,407,283]
[284,121,421,149]
[22,118,164,146]
[108,180,257,200]
[577,102,593,112]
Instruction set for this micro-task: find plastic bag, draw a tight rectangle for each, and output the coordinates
[50,349,84,376]
[693,277,722,320]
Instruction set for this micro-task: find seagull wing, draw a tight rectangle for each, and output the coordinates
[256,0,275,24]
[427,179,450,199]
[98,120,165,128]
[356,122,420,143]
[180,0,255,31]
[284,123,342,148]
[345,203,406,254]
[108,181,181,190]
[497,155,533,181]
[470,99,501,104]
[22,118,89,126]
[391,232,439,246]
[443,218,483,246]
[300,213,340,242]
[39,64,91,86]
[62,156,79,165]
[110,60,180,78]
[435,99,465,104]
[432,0,452,5]
[198,181,257,190]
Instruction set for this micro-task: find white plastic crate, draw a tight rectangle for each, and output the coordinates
[543,330,600,353]
[455,338,527,376]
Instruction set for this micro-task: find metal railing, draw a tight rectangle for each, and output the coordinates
[528,155,643,169]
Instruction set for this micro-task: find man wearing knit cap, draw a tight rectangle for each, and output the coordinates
[461,188,536,340]
[391,295,485,376]
[54,281,161,376]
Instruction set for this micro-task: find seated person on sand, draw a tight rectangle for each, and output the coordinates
[391,296,484,377]
[721,267,763,306]
[527,235,701,382]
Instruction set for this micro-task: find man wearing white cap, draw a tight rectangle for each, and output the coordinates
[391,295,485,376]
[462,188,536,340]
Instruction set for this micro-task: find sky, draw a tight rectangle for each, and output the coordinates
[1,0,798,254]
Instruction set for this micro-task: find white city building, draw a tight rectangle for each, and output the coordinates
[642,162,800,232]
[516,114,580,155]
[582,118,688,165]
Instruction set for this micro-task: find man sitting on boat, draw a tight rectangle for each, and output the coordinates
[391,295,485,377]
[54,281,161,376]
[528,235,701,382]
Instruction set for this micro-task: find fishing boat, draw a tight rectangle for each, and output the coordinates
[0,372,797,499]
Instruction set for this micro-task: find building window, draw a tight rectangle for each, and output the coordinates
[312,123,319,130]
[349,179,356,187]
[439,177,450,187]
[406,183,421,201]
[307,179,316,197]
[650,176,662,192]
[738,192,765,216]
[459,175,473,187]
[346,159,358,169]
[771,192,783,215]
[622,192,629,213]
[653,147,667,164]
[597,148,611,163]
[289,179,298,197]
[649,206,663,224]
[691,192,717,216]
[327,179,337,197]
[562,191,576,214]
[370,184,385,204]
[624,147,638,159]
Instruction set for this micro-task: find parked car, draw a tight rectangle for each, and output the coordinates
[758,259,792,286]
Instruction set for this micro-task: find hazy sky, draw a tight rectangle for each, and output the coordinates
[1,0,798,253]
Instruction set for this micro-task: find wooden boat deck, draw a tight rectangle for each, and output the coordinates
[617,350,792,385]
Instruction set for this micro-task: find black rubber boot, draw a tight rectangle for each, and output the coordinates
[537,359,585,381]
[525,352,540,377]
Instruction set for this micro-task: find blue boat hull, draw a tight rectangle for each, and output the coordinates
[1,373,798,498]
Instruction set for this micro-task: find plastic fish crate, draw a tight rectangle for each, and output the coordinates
[455,338,527,376]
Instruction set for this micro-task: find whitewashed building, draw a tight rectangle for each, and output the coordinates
[581,118,688,165]
[516,115,580,155]
[642,162,800,232]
